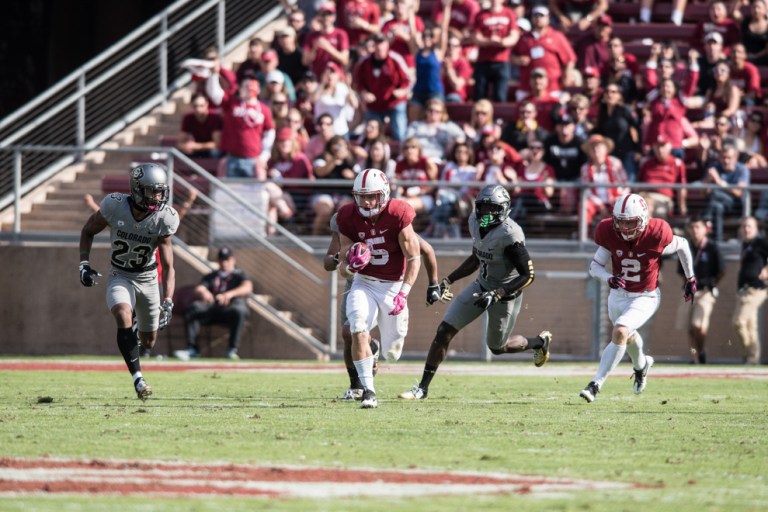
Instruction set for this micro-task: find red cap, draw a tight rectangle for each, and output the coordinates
[583,66,600,78]
[481,125,495,136]
[319,1,336,13]
[597,14,613,25]
[277,127,294,141]
[262,49,277,63]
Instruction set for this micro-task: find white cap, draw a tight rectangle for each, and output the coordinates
[266,70,285,84]
[532,5,549,16]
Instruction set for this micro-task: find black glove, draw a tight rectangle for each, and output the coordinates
[426,281,441,306]
[472,290,501,310]
[683,277,697,303]
[608,274,626,289]
[158,298,174,330]
[79,261,101,287]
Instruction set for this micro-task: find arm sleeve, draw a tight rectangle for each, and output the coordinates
[662,235,695,279]
[589,246,614,283]
[500,242,535,297]
[206,73,225,105]
[260,129,276,161]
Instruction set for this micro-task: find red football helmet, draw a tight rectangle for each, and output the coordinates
[613,193,649,241]
[353,168,390,218]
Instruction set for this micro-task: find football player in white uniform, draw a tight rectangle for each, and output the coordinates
[79,163,180,400]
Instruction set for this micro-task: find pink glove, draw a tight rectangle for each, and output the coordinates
[347,242,371,273]
[389,291,408,316]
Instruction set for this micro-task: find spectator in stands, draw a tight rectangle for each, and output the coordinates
[177,93,222,158]
[644,78,692,160]
[569,94,593,140]
[525,68,561,132]
[643,43,699,102]
[207,65,275,178]
[311,61,358,138]
[734,0,768,66]
[580,65,603,120]
[676,217,725,364]
[274,26,308,86]
[302,2,351,79]
[433,0,480,36]
[236,38,266,84]
[501,100,549,152]
[696,31,729,95]
[604,53,639,106]
[268,91,291,128]
[405,98,465,164]
[259,51,296,102]
[284,107,310,150]
[574,13,613,71]
[701,59,743,126]
[594,83,641,182]
[732,215,768,364]
[337,0,381,53]
[382,0,424,70]
[544,109,587,213]
[184,47,236,109]
[737,110,768,168]
[431,141,477,238]
[182,246,253,360]
[639,0,688,26]
[511,5,576,101]
[394,136,439,216]
[294,71,318,127]
[312,135,360,235]
[351,118,385,163]
[407,11,450,121]
[549,0,609,32]
[469,0,519,102]
[514,139,556,218]
[286,7,310,47]
[580,134,629,233]
[353,32,412,142]
[442,30,473,103]
[474,124,521,169]
[699,115,736,167]
[690,0,741,52]
[305,112,337,162]
[463,99,497,143]
[364,137,397,178]
[638,134,688,219]
[478,142,520,217]
[729,43,762,106]
[267,127,314,223]
[604,37,640,78]
[701,142,750,241]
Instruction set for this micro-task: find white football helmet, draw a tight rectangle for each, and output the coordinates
[613,193,649,241]
[353,168,390,218]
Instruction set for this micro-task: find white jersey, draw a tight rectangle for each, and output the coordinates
[99,193,179,273]
[468,214,526,291]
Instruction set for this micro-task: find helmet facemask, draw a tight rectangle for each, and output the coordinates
[353,168,390,218]
[475,185,511,228]
[612,194,649,241]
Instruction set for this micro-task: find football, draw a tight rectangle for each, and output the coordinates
[347,242,371,272]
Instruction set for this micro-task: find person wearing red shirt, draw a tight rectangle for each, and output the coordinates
[729,43,763,105]
[442,31,473,102]
[353,33,412,141]
[395,137,439,214]
[177,93,223,158]
[511,5,576,100]
[522,68,560,132]
[267,127,314,218]
[644,78,690,159]
[689,0,741,52]
[206,65,276,178]
[302,2,351,79]
[337,168,422,408]
[574,14,612,71]
[637,134,688,219]
[581,66,603,121]
[604,37,639,78]
[580,135,629,234]
[643,43,699,102]
[470,0,519,102]
[337,0,381,50]
[381,0,425,69]
[580,194,696,403]
[433,0,480,35]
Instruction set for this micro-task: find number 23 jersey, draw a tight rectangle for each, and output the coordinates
[99,193,179,272]
[594,217,673,293]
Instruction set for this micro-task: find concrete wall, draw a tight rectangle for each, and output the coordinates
[0,244,761,363]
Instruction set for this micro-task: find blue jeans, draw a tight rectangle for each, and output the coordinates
[365,101,408,142]
[226,156,256,178]
[473,61,511,103]
[702,188,739,241]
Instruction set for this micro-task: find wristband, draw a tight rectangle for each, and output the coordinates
[399,283,412,295]
[79,260,89,267]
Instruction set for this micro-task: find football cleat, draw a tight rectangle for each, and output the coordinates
[134,377,152,401]
[227,348,240,360]
[580,381,599,403]
[533,330,552,367]
[633,356,654,394]
[360,389,378,409]
[398,384,428,400]
[340,388,364,401]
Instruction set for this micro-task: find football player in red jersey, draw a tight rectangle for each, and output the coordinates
[336,168,422,408]
[580,194,697,403]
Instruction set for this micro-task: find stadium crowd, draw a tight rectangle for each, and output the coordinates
[172,0,768,241]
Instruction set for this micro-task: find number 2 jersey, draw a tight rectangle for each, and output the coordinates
[336,198,416,282]
[468,214,526,291]
[99,193,179,273]
[594,217,673,293]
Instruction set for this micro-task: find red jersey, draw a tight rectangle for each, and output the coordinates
[730,63,762,99]
[473,7,518,63]
[646,97,687,149]
[516,162,555,202]
[594,217,673,293]
[353,52,411,112]
[180,112,223,143]
[338,0,380,47]
[303,28,350,78]
[433,0,480,32]
[395,155,432,195]
[382,17,425,68]
[336,198,416,281]
[218,95,274,158]
[637,155,686,200]
[442,56,473,101]
[513,28,576,93]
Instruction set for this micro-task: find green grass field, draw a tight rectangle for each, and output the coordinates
[1,359,767,511]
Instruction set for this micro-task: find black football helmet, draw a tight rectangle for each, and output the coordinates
[475,185,511,228]
[130,163,170,212]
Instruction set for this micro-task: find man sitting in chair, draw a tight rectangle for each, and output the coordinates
[179,247,253,360]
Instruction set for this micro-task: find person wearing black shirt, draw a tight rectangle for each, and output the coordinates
[733,216,768,365]
[183,247,253,360]
[676,218,725,364]
[543,111,587,214]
